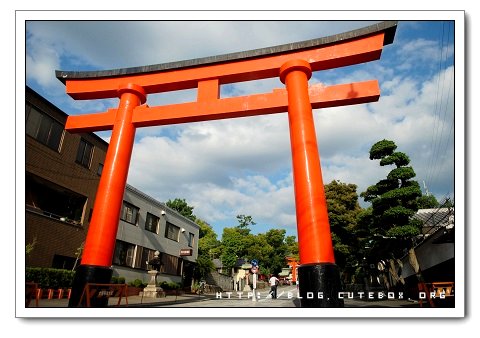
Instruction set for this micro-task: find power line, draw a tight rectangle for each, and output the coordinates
[424,21,454,192]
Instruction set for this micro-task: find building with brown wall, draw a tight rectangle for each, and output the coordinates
[25,86,200,288]
[25,86,108,269]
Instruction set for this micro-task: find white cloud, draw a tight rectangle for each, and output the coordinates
[26,35,61,88]
[127,113,296,232]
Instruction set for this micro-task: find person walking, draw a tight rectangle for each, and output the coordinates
[269,275,279,299]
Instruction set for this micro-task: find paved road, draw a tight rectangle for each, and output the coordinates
[27,285,421,308]
[164,285,299,307]
[141,285,420,308]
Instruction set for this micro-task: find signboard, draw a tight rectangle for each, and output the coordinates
[251,259,259,274]
[180,248,193,256]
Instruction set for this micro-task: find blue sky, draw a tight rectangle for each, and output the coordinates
[22,13,459,240]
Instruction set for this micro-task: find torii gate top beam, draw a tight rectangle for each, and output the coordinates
[56,21,397,100]
[57,21,397,133]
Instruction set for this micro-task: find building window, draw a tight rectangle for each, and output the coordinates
[113,240,136,268]
[121,201,139,225]
[26,173,87,225]
[188,232,195,247]
[113,243,160,270]
[165,222,180,241]
[161,252,182,276]
[97,163,104,176]
[26,103,64,152]
[76,138,94,168]
[145,213,159,233]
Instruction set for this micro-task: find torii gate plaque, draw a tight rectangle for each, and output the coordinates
[57,21,397,308]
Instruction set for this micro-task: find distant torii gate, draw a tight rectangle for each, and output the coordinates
[57,21,397,308]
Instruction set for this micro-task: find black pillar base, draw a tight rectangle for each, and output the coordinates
[68,265,113,307]
[298,263,344,307]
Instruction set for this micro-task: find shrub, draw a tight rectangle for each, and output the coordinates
[26,267,75,289]
[159,281,181,290]
[128,279,146,288]
[111,276,126,284]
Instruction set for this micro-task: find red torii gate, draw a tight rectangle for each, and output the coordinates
[57,21,397,307]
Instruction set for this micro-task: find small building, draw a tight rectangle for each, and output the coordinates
[400,207,455,284]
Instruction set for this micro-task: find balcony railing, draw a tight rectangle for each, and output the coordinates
[26,204,83,227]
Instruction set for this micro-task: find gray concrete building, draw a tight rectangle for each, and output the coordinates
[112,184,200,288]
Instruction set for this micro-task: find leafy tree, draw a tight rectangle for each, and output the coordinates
[263,229,289,275]
[360,139,423,260]
[416,194,440,209]
[218,215,292,277]
[285,235,299,261]
[193,218,220,280]
[194,255,215,280]
[324,180,362,268]
[196,218,221,259]
[165,198,196,222]
[235,214,255,235]
[218,215,254,274]
[220,227,246,274]
[244,233,273,275]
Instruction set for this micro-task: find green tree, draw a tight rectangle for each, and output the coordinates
[416,194,440,209]
[244,233,273,275]
[235,214,255,235]
[194,218,220,280]
[360,139,423,259]
[216,215,298,277]
[218,215,256,274]
[166,198,196,222]
[285,235,299,261]
[263,229,289,275]
[324,180,362,277]
[194,255,215,280]
[196,218,221,258]
[220,227,246,274]
[218,215,292,276]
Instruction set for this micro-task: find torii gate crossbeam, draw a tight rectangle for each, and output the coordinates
[57,21,397,308]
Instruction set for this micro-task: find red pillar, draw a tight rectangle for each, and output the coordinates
[82,83,146,266]
[69,83,146,307]
[280,60,343,307]
[280,59,335,265]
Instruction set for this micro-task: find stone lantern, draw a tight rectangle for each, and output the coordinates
[142,251,164,298]
[240,262,253,292]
